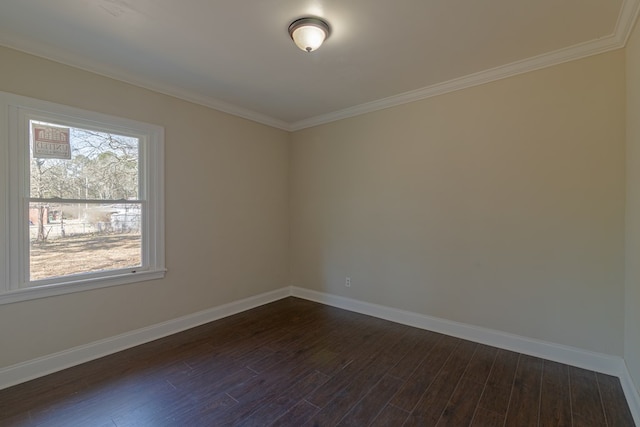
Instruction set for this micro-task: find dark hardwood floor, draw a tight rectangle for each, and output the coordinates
[0,297,634,426]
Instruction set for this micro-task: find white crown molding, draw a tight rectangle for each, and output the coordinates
[1,1,639,133]
[290,39,617,131]
[290,0,640,131]
[3,1,640,133]
[618,0,640,45]
[0,35,291,132]
[0,286,290,391]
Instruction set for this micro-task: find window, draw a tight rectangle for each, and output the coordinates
[0,92,165,304]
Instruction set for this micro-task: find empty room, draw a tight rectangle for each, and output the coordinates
[1,0,640,425]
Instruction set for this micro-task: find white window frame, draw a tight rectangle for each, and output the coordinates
[0,92,165,305]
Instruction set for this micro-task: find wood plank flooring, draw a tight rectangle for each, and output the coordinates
[0,297,634,426]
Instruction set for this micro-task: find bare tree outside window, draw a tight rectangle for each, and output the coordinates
[29,123,142,281]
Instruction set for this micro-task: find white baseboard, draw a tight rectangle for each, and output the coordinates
[291,286,640,424]
[0,287,290,391]
[290,287,623,375]
[620,363,640,426]
[2,284,639,426]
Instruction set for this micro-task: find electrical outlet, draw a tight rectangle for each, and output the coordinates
[345,277,351,287]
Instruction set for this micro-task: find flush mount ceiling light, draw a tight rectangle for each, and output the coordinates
[288,17,330,52]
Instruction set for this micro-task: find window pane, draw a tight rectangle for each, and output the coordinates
[30,121,139,200]
[29,202,142,281]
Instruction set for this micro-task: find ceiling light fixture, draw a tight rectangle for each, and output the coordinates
[288,17,330,53]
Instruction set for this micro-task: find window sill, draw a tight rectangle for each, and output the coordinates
[0,269,166,305]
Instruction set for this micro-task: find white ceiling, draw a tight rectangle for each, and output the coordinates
[0,0,638,130]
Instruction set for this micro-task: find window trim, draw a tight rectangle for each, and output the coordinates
[0,91,165,305]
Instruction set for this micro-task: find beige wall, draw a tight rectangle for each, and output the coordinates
[0,40,630,371]
[0,46,290,368]
[290,51,626,355]
[626,16,640,391]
